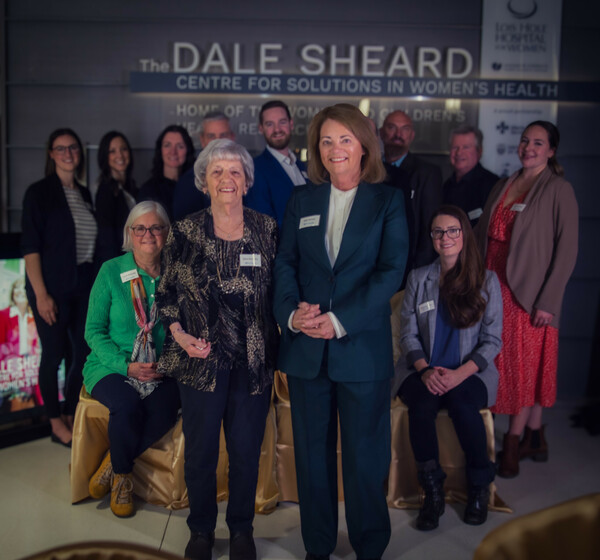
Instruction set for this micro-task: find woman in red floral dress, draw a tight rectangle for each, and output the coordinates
[476,121,578,478]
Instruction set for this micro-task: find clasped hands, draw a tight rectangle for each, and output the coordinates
[421,366,463,396]
[292,302,335,340]
[127,362,163,382]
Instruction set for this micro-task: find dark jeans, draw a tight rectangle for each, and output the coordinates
[91,374,180,473]
[178,363,271,534]
[288,359,392,559]
[400,372,495,488]
[28,262,93,417]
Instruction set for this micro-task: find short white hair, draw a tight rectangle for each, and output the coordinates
[122,201,170,252]
[193,139,254,195]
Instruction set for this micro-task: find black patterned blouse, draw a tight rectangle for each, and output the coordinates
[156,207,279,395]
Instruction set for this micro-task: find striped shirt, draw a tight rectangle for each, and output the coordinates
[63,186,97,264]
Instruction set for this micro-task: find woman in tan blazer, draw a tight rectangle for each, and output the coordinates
[476,121,578,479]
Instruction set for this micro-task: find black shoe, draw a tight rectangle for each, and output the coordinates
[463,486,490,525]
[416,461,446,531]
[306,554,330,560]
[184,531,214,560]
[50,432,72,448]
[230,530,256,560]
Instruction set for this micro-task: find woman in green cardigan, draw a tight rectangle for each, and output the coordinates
[82,201,180,518]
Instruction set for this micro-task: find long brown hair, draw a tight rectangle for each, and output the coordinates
[433,205,487,328]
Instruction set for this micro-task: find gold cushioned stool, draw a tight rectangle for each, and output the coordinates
[474,493,600,560]
[70,387,279,513]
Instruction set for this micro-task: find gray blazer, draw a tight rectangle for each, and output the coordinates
[392,261,503,407]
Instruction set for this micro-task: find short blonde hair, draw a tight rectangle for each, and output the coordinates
[122,201,170,252]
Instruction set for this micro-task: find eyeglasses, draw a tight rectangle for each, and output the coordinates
[431,227,462,240]
[52,144,80,154]
[130,225,167,237]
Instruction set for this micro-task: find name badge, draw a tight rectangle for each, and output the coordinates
[120,269,139,283]
[418,300,435,314]
[468,208,483,220]
[301,170,309,180]
[511,203,526,212]
[240,254,262,267]
[299,215,320,229]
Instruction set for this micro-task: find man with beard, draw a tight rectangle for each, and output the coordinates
[244,100,307,226]
[380,110,443,287]
[172,111,235,220]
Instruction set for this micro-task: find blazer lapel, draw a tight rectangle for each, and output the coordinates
[334,183,384,270]
[301,183,332,271]
[423,263,440,358]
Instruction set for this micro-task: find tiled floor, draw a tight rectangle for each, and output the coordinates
[1,401,599,559]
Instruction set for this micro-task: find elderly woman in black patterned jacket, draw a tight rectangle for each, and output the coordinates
[156,139,278,560]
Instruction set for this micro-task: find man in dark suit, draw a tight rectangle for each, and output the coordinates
[172,111,235,220]
[244,100,306,226]
[380,110,443,286]
[443,124,499,227]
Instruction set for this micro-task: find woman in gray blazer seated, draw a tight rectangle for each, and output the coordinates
[394,205,502,530]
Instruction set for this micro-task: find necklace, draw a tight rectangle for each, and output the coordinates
[213,217,244,240]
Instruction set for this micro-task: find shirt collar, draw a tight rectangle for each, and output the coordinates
[267,145,296,166]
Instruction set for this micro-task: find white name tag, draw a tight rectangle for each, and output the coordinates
[299,215,320,229]
[468,208,483,220]
[301,170,309,179]
[511,203,526,212]
[418,300,436,314]
[120,269,139,283]
[240,254,262,267]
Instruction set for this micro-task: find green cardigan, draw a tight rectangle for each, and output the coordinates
[82,252,165,393]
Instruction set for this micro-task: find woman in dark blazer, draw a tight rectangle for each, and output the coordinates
[137,124,195,220]
[21,128,97,446]
[394,205,502,530]
[94,131,137,263]
[274,104,408,560]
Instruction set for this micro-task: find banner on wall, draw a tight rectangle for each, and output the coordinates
[478,0,563,176]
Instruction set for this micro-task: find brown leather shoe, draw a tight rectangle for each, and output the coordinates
[88,451,113,499]
[497,433,520,478]
[519,426,549,462]
[111,473,134,517]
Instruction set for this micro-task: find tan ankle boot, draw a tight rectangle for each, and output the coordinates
[111,473,134,517]
[88,451,113,499]
[498,433,520,478]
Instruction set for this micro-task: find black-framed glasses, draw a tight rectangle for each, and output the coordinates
[430,227,462,240]
[52,144,80,154]
[130,225,167,237]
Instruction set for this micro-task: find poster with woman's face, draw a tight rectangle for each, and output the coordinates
[0,258,64,414]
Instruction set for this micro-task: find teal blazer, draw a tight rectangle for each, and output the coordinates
[273,181,408,382]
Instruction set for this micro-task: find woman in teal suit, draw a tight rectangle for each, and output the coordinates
[274,104,408,560]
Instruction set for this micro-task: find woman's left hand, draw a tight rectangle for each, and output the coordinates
[301,313,336,339]
[434,367,467,393]
[531,308,554,328]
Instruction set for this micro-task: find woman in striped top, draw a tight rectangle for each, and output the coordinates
[21,128,98,447]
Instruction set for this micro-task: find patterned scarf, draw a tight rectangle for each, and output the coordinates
[125,275,161,399]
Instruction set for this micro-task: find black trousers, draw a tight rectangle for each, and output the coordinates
[91,374,180,473]
[177,363,271,534]
[28,262,93,417]
[288,358,392,559]
[399,372,495,488]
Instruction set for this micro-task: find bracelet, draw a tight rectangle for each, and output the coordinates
[417,366,432,376]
